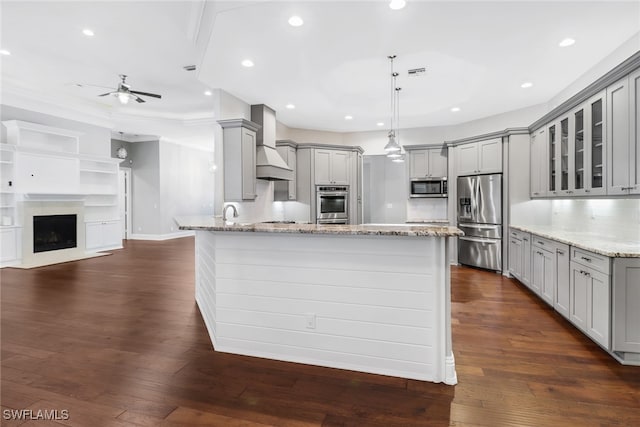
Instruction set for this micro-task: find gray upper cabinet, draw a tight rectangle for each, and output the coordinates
[457,138,502,176]
[408,148,447,178]
[315,149,349,185]
[219,118,259,201]
[530,127,548,197]
[607,70,640,195]
[274,142,297,201]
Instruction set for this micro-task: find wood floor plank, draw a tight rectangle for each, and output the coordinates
[2,237,639,426]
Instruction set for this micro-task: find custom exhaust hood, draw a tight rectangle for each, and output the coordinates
[250,104,293,181]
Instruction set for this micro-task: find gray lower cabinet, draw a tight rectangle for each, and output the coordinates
[569,248,611,350]
[532,242,554,306]
[554,245,571,319]
[613,258,640,356]
[508,228,531,287]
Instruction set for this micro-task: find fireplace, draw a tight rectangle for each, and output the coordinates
[33,214,78,253]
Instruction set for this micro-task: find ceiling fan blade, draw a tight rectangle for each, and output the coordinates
[130,90,162,99]
[98,92,114,97]
[134,95,146,103]
[76,83,115,90]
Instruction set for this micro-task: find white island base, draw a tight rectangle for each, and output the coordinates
[191,227,457,385]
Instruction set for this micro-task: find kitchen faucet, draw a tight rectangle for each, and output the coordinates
[222,204,238,222]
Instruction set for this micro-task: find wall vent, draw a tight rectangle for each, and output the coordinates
[408,67,426,77]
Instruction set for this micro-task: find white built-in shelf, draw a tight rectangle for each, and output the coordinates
[3,120,82,155]
[85,203,117,207]
[0,160,13,165]
[80,168,117,174]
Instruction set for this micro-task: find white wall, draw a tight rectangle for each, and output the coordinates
[548,31,640,111]
[160,140,215,234]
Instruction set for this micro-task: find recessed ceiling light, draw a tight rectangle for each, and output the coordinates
[389,0,406,10]
[450,107,460,112]
[558,38,575,47]
[204,90,212,96]
[241,59,254,67]
[344,115,353,120]
[82,28,94,37]
[377,122,384,126]
[288,16,304,27]
[286,104,295,109]
[521,82,533,89]
[0,49,10,56]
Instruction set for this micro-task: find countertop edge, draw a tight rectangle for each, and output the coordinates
[509,225,640,258]
[176,217,463,237]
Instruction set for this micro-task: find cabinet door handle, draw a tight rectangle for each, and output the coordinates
[567,190,573,194]
[511,240,517,244]
[581,256,592,262]
[511,232,517,236]
[557,250,564,255]
[537,241,544,245]
[523,238,528,242]
[585,189,590,193]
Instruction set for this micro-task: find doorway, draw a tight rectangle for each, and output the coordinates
[118,168,132,240]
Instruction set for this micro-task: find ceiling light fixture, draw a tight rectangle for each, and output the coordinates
[288,16,304,27]
[384,55,404,162]
[241,59,254,67]
[451,107,460,112]
[559,38,576,47]
[377,122,384,126]
[0,49,10,56]
[286,104,296,109]
[344,115,353,120]
[204,90,213,96]
[521,82,533,89]
[82,28,95,37]
[117,92,131,105]
[389,0,407,10]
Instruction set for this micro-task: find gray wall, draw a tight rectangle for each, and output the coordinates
[129,140,162,235]
[1,104,111,157]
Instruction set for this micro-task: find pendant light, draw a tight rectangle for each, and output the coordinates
[384,55,401,155]
[390,84,405,163]
[384,55,404,162]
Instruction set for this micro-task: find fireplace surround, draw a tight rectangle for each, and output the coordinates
[20,200,87,267]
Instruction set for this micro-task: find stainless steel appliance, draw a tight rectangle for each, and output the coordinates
[316,186,349,224]
[457,174,502,271]
[410,177,447,198]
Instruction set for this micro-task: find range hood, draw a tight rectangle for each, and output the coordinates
[250,104,293,181]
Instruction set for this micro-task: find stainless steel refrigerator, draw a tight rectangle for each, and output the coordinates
[457,174,502,271]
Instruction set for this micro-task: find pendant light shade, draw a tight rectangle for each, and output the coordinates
[384,131,401,153]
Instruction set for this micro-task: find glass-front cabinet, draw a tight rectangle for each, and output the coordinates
[548,123,556,194]
[536,91,607,198]
[588,95,606,195]
[574,108,585,194]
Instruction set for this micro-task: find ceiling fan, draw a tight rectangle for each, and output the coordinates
[90,74,162,105]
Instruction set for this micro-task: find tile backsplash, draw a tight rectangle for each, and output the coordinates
[406,198,448,222]
[512,198,640,239]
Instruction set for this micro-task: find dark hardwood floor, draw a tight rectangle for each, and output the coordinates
[1,238,639,426]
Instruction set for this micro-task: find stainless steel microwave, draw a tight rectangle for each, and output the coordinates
[410,178,447,198]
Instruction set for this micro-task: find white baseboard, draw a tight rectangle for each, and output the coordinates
[129,231,195,241]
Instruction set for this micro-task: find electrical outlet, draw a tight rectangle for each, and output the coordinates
[305,313,316,329]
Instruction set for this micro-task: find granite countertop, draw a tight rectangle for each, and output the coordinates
[175,216,463,237]
[510,224,640,258]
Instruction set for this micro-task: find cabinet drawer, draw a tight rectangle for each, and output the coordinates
[509,228,530,242]
[531,235,555,250]
[571,247,610,275]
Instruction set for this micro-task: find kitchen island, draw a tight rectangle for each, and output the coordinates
[176,217,463,384]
